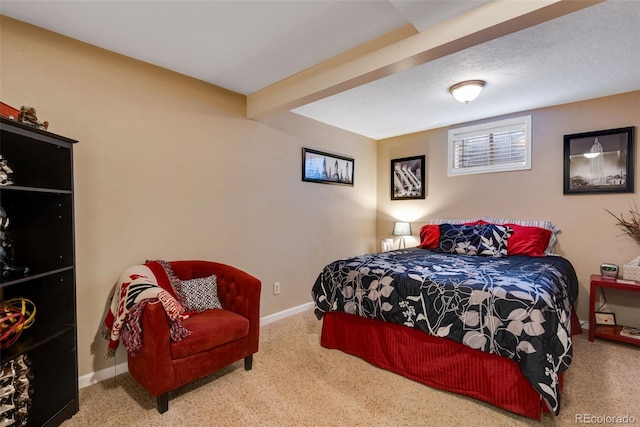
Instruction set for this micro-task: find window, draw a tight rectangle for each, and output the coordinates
[448,115,531,176]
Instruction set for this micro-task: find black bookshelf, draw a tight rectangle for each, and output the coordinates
[1,116,79,426]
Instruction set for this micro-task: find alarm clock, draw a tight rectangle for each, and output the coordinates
[600,263,619,278]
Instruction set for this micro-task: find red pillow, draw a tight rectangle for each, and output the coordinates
[419,220,489,249]
[419,224,440,249]
[504,223,552,257]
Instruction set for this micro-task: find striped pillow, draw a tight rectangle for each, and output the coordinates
[428,217,481,225]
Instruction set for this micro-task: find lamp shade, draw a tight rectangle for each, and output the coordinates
[449,80,485,103]
[392,221,412,236]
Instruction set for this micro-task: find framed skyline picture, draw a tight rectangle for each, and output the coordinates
[563,127,634,194]
[391,155,425,200]
[302,148,354,186]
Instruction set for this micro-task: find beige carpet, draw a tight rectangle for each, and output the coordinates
[62,309,639,427]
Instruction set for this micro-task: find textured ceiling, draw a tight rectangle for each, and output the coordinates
[294,0,640,139]
[1,1,639,140]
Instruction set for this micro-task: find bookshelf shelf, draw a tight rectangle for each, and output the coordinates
[589,274,640,347]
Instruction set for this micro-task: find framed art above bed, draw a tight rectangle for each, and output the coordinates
[563,126,635,194]
[391,155,425,200]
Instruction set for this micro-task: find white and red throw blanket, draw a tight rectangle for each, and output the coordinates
[102,262,191,358]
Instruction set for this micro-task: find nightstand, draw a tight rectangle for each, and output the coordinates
[589,274,640,346]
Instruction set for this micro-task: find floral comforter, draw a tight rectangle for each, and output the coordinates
[311,248,578,415]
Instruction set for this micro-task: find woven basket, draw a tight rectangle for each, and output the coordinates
[622,256,640,281]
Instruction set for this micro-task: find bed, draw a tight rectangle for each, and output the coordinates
[311,219,580,420]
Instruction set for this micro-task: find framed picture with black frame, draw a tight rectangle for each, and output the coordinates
[302,147,354,186]
[563,127,635,194]
[391,155,425,200]
[594,312,616,326]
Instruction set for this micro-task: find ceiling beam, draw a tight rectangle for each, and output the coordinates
[247,0,604,121]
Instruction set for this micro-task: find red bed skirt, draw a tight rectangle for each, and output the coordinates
[320,310,580,420]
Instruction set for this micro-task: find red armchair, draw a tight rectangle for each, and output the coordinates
[126,260,261,413]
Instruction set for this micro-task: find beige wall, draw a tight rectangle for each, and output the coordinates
[377,91,640,325]
[0,17,377,376]
[3,14,639,380]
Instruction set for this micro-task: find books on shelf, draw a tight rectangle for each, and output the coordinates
[619,326,640,340]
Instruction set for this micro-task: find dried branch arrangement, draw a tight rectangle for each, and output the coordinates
[606,201,640,247]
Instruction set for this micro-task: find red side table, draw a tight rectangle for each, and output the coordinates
[589,274,640,346]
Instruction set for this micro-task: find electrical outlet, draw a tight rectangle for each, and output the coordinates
[273,282,281,295]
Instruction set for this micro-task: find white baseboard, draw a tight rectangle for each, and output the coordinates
[78,301,315,389]
[79,360,130,389]
[260,301,314,326]
[581,320,589,331]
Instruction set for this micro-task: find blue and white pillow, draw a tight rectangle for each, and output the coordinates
[436,223,512,257]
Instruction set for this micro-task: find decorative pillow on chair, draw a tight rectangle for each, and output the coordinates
[436,223,512,257]
[180,275,223,312]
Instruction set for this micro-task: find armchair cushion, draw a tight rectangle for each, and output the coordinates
[170,309,249,359]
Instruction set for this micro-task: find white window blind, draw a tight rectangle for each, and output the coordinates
[448,115,532,176]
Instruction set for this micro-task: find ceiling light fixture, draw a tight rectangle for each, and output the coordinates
[449,80,486,104]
